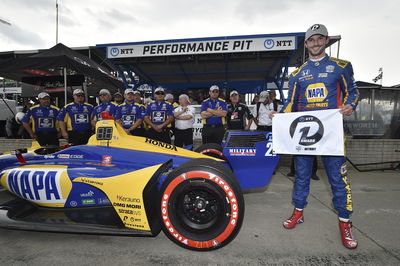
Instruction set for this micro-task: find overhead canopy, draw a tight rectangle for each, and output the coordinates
[97,32,340,96]
[0,43,123,95]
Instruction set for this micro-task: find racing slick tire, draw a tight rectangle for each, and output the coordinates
[195,143,225,160]
[159,158,244,251]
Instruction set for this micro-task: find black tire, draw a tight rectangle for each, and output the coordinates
[195,143,224,159]
[159,158,244,251]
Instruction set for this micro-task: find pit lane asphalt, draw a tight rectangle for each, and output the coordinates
[0,167,399,266]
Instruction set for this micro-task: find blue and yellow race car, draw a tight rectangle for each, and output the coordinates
[0,119,279,251]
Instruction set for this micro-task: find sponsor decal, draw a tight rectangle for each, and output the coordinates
[228,148,256,156]
[57,154,84,159]
[70,201,77,207]
[116,195,141,203]
[82,199,95,205]
[145,138,178,151]
[78,178,104,186]
[326,65,335,73]
[305,83,328,102]
[113,202,142,209]
[44,155,55,159]
[318,73,328,78]
[289,115,324,146]
[102,156,112,165]
[80,190,95,197]
[5,169,67,203]
[98,198,110,204]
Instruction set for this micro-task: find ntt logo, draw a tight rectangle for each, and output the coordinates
[110,47,119,56]
[264,39,275,49]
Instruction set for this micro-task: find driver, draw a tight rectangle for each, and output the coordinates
[270,24,359,249]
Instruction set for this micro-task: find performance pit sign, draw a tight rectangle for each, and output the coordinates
[272,109,345,156]
[107,36,296,58]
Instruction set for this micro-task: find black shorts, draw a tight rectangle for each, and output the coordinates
[174,128,193,147]
[202,125,225,145]
[147,128,171,144]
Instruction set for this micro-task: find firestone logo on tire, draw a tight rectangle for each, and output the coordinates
[289,115,324,146]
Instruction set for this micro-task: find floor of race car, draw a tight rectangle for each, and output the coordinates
[0,167,399,265]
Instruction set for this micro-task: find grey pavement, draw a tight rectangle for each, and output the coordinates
[0,167,399,266]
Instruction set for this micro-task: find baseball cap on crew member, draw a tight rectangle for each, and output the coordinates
[99,89,111,95]
[114,91,122,97]
[124,88,134,94]
[73,89,84,95]
[230,90,239,97]
[165,93,174,100]
[38,92,50,99]
[154,87,165,94]
[209,85,219,92]
[305,24,328,40]
[259,91,269,102]
[133,90,141,95]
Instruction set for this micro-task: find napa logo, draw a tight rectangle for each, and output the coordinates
[305,83,328,103]
[2,168,71,205]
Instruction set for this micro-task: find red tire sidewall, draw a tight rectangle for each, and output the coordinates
[160,170,240,250]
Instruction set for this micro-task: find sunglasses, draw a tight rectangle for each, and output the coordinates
[75,94,85,97]
[155,92,165,95]
[211,90,219,93]
[99,94,109,96]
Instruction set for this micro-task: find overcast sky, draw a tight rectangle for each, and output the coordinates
[0,0,398,86]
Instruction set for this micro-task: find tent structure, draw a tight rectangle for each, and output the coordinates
[0,43,123,101]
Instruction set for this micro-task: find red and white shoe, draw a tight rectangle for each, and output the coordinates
[283,209,304,229]
[339,221,358,249]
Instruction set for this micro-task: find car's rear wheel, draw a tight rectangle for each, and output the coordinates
[195,143,225,160]
[159,158,244,251]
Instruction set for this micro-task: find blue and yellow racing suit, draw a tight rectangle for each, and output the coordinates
[56,102,94,132]
[91,101,117,122]
[281,56,359,218]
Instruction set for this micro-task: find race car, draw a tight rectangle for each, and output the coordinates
[0,118,279,251]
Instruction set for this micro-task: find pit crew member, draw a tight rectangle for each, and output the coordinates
[115,89,145,136]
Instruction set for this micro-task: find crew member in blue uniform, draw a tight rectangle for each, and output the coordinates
[270,24,359,249]
[57,89,94,145]
[22,92,60,146]
[115,89,145,136]
[144,87,174,143]
[91,89,117,127]
[132,90,147,137]
[201,85,227,144]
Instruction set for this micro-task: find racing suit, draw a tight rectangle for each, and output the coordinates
[281,56,359,218]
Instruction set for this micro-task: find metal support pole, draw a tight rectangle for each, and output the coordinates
[56,0,59,44]
[63,67,67,105]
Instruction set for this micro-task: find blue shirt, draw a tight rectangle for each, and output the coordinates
[145,101,174,126]
[21,105,59,133]
[92,101,118,122]
[282,56,359,113]
[56,102,94,131]
[115,102,144,129]
[201,97,227,125]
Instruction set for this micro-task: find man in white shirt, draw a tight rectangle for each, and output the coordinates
[174,94,195,147]
[251,90,274,132]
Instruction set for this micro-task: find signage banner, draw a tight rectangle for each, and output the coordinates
[272,109,344,156]
[107,36,296,58]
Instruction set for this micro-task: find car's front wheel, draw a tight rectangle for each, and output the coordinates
[159,158,244,251]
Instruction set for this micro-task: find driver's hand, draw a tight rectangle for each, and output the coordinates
[339,104,353,116]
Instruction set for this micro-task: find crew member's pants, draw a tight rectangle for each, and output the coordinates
[257,125,272,132]
[130,128,146,138]
[202,125,225,145]
[36,131,59,147]
[174,128,193,147]
[68,130,92,146]
[147,128,171,144]
[293,155,353,218]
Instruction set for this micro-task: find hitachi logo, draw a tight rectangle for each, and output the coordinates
[145,138,178,151]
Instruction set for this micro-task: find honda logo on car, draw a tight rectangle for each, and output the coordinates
[229,148,256,156]
[2,169,68,203]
